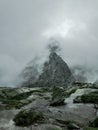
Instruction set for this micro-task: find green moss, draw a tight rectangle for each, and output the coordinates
[11,91,33,100]
[84,127,98,130]
[51,87,64,100]
[13,109,44,126]
[50,87,65,106]
[40,87,52,92]
[81,91,98,104]
[74,91,98,104]
[64,88,77,98]
[0,89,43,110]
[44,96,50,100]
[0,87,53,110]
[0,99,32,109]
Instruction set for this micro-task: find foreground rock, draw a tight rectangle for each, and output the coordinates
[0,87,98,129]
[13,109,44,126]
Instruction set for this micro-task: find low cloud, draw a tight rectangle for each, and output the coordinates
[0,0,98,86]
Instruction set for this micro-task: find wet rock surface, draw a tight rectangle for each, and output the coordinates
[0,86,98,130]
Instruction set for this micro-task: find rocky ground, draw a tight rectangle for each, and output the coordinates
[0,83,98,130]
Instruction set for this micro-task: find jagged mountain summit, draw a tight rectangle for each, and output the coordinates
[32,52,74,87]
[20,52,74,87]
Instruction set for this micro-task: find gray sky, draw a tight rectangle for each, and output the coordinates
[0,0,98,86]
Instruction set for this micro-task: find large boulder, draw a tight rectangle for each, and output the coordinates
[13,109,44,126]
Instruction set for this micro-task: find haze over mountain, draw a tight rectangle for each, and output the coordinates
[0,0,98,86]
[20,50,74,87]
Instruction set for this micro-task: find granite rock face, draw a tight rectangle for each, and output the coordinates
[20,52,74,88]
[33,52,74,87]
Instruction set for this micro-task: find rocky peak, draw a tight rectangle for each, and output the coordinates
[31,52,74,87]
[20,48,74,87]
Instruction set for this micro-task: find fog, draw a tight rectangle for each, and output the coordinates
[0,0,98,86]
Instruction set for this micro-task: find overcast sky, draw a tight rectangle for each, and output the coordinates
[0,0,98,86]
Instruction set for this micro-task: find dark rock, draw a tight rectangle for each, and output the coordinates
[13,109,44,126]
[90,117,98,127]
[93,81,98,89]
[20,51,74,88]
[73,96,82,103]
[67,123,80,130]
[74,90,98,104]
[50,87,65,106]
[94,104,98,109]
[32,52,74,88]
